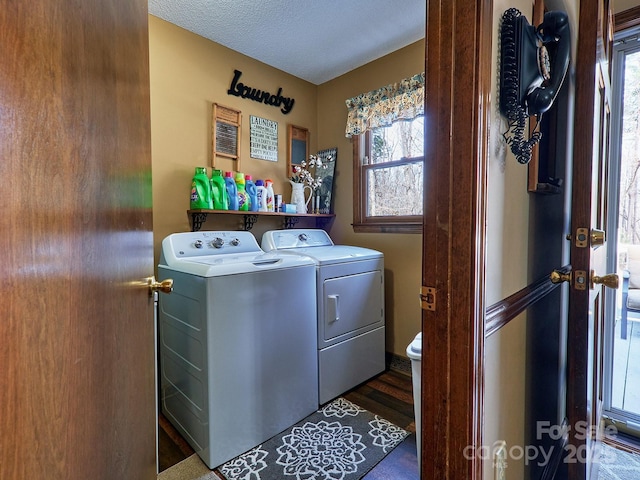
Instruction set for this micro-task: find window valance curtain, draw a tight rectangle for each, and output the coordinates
[344,72,425,138]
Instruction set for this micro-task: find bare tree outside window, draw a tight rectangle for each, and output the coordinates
[619,50,640,245]
[366,117,424,217]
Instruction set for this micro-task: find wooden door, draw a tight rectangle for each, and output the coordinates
[0,2,156,479]
[568,0,614,478]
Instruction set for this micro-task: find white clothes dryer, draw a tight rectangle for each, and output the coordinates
[157,231,318,469]
[261,229,385,404]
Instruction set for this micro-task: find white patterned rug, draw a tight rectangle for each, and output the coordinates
[218,397,409,480]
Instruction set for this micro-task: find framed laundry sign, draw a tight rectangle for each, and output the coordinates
[250,115,278,162]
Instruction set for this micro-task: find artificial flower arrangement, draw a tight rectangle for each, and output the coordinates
[290,154,331,190]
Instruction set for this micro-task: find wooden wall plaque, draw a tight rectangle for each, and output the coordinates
[212,103,241,169]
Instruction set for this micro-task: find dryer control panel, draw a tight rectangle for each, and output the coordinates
[262,229,334,250]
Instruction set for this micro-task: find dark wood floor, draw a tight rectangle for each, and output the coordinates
[158,368,419,479]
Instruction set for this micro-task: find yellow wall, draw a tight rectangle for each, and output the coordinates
[615,0,639,12]
[481,0,533,476]
[149,15,423,357]
[316,41,425,356]
[149,15,317,262]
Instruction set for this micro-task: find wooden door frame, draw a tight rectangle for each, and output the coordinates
[568,0,613,478]
[421,0,492,477]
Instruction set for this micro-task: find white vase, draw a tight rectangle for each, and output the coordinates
[289,180,312,213]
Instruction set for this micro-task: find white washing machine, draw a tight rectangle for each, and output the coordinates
[261,229,385,404]
[157,231,318,469]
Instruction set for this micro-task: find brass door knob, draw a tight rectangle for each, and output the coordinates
[591,271,619,289]
[550,270,571,284]
[148,277,173,295]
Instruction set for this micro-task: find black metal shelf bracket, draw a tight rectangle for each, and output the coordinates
[283,216,300,229]
[243,214,259,231]
[191,213,208,232]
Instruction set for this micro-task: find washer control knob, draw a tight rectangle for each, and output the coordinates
[230,238,240,246]
[211,237,224,249]
[194,240,204,249]
[298,233,308,242]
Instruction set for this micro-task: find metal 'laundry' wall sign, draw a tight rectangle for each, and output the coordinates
[227,70,295,115]
[250,116,278,162]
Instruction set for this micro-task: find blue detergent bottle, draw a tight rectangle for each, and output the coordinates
[245,175,258,212]
[224,171,239,210]
[190,167,213,209]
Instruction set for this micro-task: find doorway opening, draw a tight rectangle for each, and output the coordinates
[605,25,640,441]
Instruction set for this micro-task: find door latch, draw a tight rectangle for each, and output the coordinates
[575,228,589,248]
[574,227,605,248]
[420,286,436,311]
[574,270,587,290]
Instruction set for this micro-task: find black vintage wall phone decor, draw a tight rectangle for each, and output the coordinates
[499,8,570,165]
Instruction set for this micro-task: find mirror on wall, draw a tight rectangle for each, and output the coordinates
[287,124,309,176]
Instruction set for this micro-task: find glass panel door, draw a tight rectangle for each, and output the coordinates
[605,26,640,437]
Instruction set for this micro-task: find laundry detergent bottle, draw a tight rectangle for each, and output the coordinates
[245,175,258,212]
[224,171,239,210]
[210,169,228,210]
[235,172,250,211]
[255,180,268,212]
[265,178,275,212]
[190,167,213,209]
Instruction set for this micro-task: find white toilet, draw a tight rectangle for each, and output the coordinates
[406,332,422,468]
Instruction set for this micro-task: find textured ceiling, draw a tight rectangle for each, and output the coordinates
[148,0,426,85]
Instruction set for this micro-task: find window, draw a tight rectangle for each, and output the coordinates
[345,73,425,233]
[353,117,424,233]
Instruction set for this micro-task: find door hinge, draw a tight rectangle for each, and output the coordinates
[420,286,436,311]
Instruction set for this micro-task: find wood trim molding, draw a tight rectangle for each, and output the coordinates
[421,0,492,478]
[614,6,640,32]
[604,433,640,455]
[484,267,567,337]
[351,132,424,234]
[352,136,362,225]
